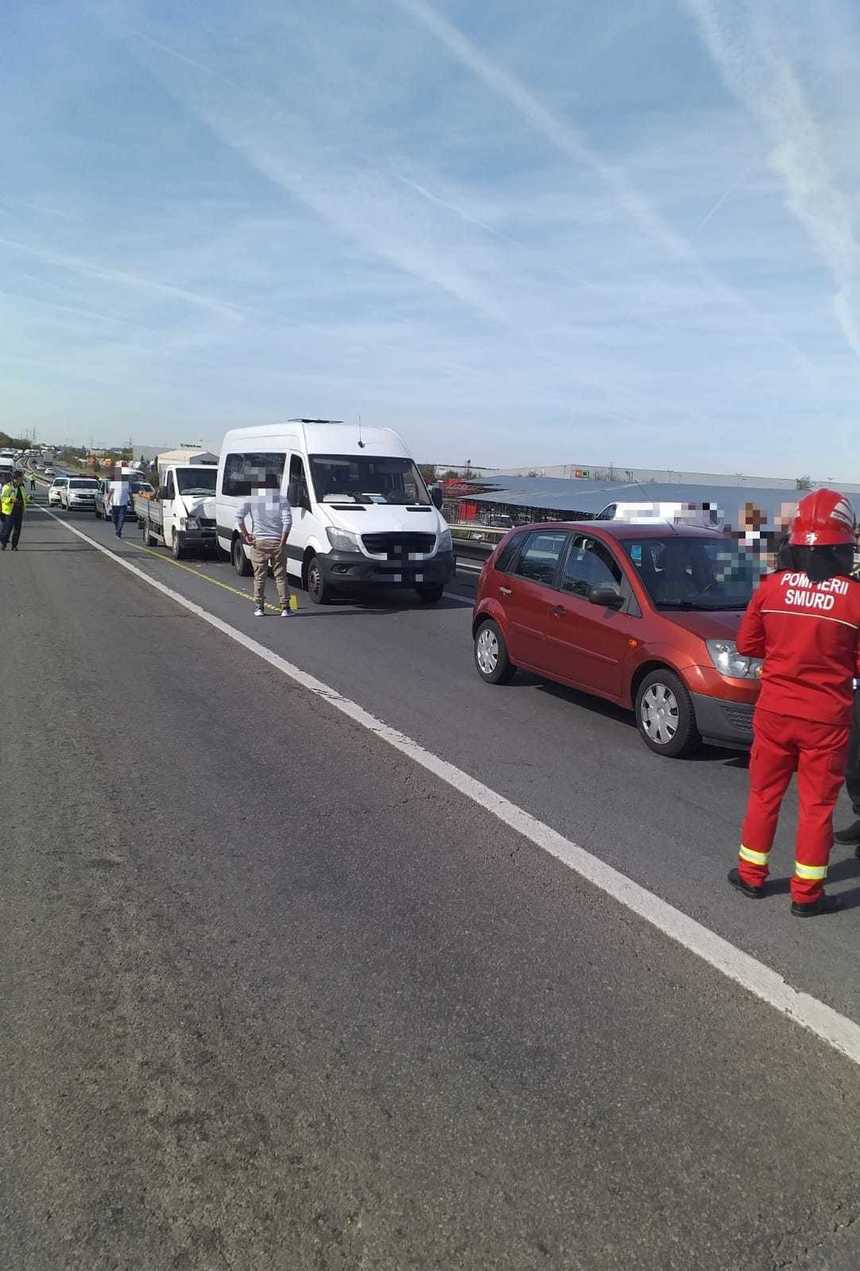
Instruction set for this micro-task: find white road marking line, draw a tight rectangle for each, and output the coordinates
[42,507,860,1066]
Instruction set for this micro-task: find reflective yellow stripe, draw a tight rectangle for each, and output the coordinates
[794,861,828,881]
[739,845,770,866]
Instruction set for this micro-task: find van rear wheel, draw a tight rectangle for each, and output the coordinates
[232,536,252,576]
[635,669,700,758]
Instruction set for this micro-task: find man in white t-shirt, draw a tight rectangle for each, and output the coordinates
[105,469,130,538]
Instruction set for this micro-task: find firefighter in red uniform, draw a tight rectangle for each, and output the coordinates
[729,489,860,916]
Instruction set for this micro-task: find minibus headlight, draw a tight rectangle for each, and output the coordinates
[437,529,453,553]
[326,527,360,552]
[706,639,762,679]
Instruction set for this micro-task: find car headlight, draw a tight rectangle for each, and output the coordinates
[326,526,360,552]
[437,528,453,553]
[185,515,199,529]
[706,639,762,680]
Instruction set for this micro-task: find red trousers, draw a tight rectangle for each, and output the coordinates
[738,708,849,904]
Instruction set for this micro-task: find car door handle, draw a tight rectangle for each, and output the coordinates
[550,604,565,617]
[499,586,512,596]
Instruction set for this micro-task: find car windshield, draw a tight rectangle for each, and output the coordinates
[623,536,764,610]
[308,454,430,506]
[70,479,97,488]
[176,468,216,495]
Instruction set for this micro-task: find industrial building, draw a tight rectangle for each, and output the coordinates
[448,473,848,537]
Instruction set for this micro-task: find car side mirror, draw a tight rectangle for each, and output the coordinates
[589,584,624,610]
[430,485,444,510]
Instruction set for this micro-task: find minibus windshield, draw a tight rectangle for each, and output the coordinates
[623,536,764,610]
[308,455,430,506]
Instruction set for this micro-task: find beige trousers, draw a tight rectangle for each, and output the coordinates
[250,540,289,607]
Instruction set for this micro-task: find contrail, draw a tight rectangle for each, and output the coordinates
[0,235,245,320]
[392,0,819,380]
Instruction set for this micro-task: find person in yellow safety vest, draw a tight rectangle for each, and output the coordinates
[0,469,30,551]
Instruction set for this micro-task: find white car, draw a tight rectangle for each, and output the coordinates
[61,477,99,510]
[48,477,69,507]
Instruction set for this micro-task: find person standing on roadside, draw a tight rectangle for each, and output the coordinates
[105,467,130,539]
[729,489,860,917]
[29,473,36,495]
[233,475,293,617]
[0,470,29,551]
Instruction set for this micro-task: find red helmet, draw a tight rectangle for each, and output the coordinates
[789,488,856,547]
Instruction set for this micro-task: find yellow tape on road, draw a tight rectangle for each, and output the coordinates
[129,540,288,613]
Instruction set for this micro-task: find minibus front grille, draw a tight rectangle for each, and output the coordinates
[361,532,436,557]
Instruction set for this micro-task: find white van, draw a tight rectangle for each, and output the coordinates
[216,419,454,603]
[597,500,723,530]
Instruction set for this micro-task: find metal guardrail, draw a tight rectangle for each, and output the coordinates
[451,524,503,571]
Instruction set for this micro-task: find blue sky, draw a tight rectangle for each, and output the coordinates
[2,0,860,477]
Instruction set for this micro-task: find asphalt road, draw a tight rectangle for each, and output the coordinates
[2,495,860,1270]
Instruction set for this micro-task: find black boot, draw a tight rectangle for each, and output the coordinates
[727,867,765,899]
[834,819,860,845]
[791,893,843,917]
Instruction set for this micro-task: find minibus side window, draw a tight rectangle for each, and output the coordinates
[222,452,286,497]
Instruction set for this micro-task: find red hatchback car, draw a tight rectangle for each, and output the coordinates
[472,521,763,757]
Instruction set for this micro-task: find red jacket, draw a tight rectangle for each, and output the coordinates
[737,569,860,725]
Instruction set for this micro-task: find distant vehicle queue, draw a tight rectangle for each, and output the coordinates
[25,428,858,786]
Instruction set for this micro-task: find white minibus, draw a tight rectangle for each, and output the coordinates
[216,419,453,604]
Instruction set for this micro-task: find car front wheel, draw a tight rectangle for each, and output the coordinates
[474,619,516,685]
[634,669,700,758]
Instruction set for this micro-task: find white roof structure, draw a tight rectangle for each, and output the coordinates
[156,448,218,468]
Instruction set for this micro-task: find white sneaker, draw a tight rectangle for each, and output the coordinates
[254,606,265,617]
[280,606,290,617]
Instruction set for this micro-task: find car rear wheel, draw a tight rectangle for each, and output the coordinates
[635,669,700,758]
[474,619,516,685]
[141,518,156,547]
[232,536,252,576]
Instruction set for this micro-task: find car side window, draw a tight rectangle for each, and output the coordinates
[514,531,568,587]
[164,472,176,500]
[495,532,525,574]
[561,536,622,598]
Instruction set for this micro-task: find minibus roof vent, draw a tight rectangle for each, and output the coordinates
[288,418,344,424]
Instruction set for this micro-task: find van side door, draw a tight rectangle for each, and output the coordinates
[286,453,312,581]
[162,469,176,538]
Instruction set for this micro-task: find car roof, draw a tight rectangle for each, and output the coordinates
[510,520,728,541]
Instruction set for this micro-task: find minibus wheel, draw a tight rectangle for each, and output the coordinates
[231,536,252,576]
[307,553,332,604]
